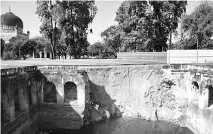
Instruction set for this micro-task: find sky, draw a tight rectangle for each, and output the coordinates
[0,0,205,45]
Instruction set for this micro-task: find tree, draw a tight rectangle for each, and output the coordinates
[149,1,187,49]
[114,0,187,52]
[101,25,121,55]
[180,1,213,49]
[36,1,97,59]
[36,1,63,59]
[30,36,52,56]
[59,1,97,59]
[8,36,28,59]
[87,42,103,58]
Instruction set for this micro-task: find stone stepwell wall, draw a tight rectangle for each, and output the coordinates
[79,64,213,134]
[1,64,213,134]
[1,66,39,134]
[1,66,90,134]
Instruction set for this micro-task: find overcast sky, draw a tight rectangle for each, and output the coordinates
[1,0,204,44]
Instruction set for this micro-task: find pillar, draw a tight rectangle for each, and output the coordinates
[199,86,209,109]
[44,51,47,59]
[49,52,52,59]
[18,87,29,110]
[57,84,64,104]
[39,52,42,59]
[31,84,37,104]
[9,99,15,122]
[66,54,69,60]
[2,93,15,122]
[33,51,35,59]
[77,85,85,105]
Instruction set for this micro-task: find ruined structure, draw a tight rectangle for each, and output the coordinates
[1,64,213,134]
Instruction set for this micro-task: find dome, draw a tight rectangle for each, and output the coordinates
[1,12,23,29]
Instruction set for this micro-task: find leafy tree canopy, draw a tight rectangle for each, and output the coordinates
[114,0,187,52]
[180,1,213,49]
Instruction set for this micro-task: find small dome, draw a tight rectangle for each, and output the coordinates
[1,12,23,28]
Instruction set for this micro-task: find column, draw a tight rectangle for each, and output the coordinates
[199,86,209,109]
[18,87,29,110]
[56,84,64,104]
[39,52,42,59]
[33,51,35,59]
[9,99,15,122]
[31,84,37,104]
[44,51,47,59]
[49,53,52,59]
[66,54,69,60]
[2,93,15,122]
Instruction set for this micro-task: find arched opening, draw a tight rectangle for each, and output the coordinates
[43,82,57,103]
[41,51,44,58]
[14,89,20,117]
[64,81,77,103]
[192,81,199,93]
[206,85,213,106]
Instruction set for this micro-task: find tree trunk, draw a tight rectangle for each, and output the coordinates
[169,30,172,50]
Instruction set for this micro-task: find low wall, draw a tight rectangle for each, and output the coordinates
[117,52,166,60]
[186,103,213,134]
[167,50,213,63]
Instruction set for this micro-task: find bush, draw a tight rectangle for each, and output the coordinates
[2,51,18,60]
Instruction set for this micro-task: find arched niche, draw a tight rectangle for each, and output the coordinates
[188,81,200,102]
[191,81,199,93]
[43,81,57,103]
[64,81,77,103]
[206,85,213,106]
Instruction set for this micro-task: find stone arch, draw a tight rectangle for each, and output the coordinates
[63,76,86,106]
[43,81,57,103]
[64,81,77,103]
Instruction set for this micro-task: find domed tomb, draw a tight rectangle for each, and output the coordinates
[0,10,29,43]
[1,12,23,28]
